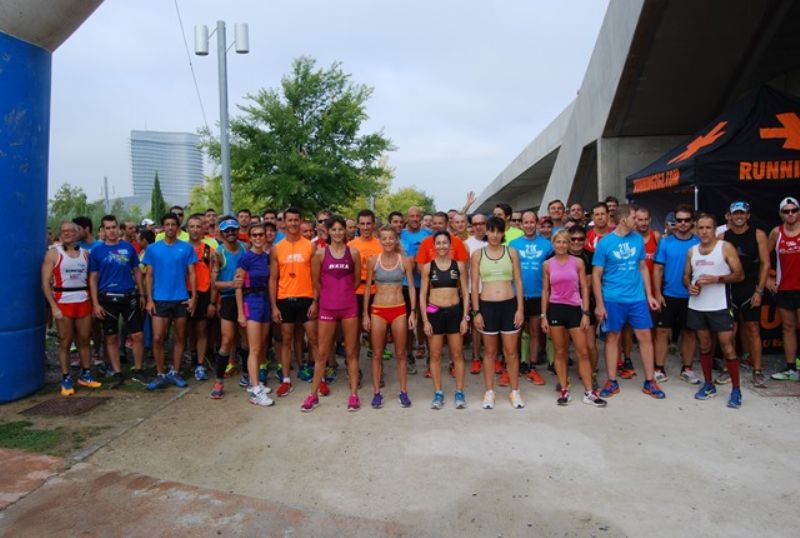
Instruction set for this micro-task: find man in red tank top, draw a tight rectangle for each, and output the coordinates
[768,196,800,381]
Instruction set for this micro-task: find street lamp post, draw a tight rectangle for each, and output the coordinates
[194,21,249,216]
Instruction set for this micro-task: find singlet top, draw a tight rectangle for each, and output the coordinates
[429,259,459,289]
[479,247,513,283]
[775,225,800,291]
[374,253,405,285]
[274,237,315,299]
[644,232,657,277]
[688,240,730,312]
[218,243,245,297]
[238,250,270,298]
[320,246,357,309]
[723,226,760,290]
[191,242,215,293]
[52,244,90,304]
[548,255,581,307]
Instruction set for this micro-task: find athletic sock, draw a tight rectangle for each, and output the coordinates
[726,359,741,388]
[216,352,229,379]
[62,373,70,381]
[700,353,713,383]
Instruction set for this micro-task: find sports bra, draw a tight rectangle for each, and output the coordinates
[429,259,459,289]
[479,246,513,282]
[374,253,405,285]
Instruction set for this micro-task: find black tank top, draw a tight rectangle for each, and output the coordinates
[723,227,759,288]
[429,259,459,289]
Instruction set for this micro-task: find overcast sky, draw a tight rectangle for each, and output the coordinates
[49,0,609,211]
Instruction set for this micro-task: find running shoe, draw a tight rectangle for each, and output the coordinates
[752,370,767,388]
[298,364,314,382]
[599,379,620,398]
[61,376,75,396]
[619,358,636,379]
[527,368,545,385]
[319,381,331,397]
[694,382,717,400]
[407,354,418,375]
[300,393,319,412]
[556,389,571,406]
[679,368,701,385]
[276,381,293,397]
[509,390,525,409]
[109,372,125,390]
[494,359,503,375]
[383,349,393,360]
[582,390,607,408]
[482,390,495,409]
[727,388,742,409]
[335,342,346,357]
[371,392,383,409]
[239,374,250,388]
[146,374,169,391]
[259,383,272,394]
[166,369,188,388]
[431,390,445,410]
[249,386,274,407]
[210,381,224,399]
[654,369,668,383]
[399,391,412,408]
[454,390,467,409]
[130,369,147,385]
[448,362,455,378]
[771,368,799,381]
[642,380,665,399]
[224,362,238,378]
[347,394,360,412]
[77,370,101,389]
[194,364,208,382]
[324,366,337,384]
[469,358,481,375]
[258,363,268,384]
[498,370,510,387]
[714,372,731,385]
[424,368,432,378]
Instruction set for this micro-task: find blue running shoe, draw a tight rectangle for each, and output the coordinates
[61,376,75,396]
[431,390,445,410]
[258,365,268,384]
[194,364,208,382]
[166,369,188,388]
[599,379,620,398]
[298,364,313,382]
[239,374,250,388]
[694,382,717,400]
[146,374,169,391]
[324,366,337,384]
[399,391,412,408]
[454,390,467,409]
[642,380,666,399]
[727,388,742,409]
[371,392,383,409]
[77,370,102,389]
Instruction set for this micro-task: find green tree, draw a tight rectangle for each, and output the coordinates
[202,56,393,214]
[189,175,261,217]
[150,172,168,221]
[47,183,104,229]
[376,186,436,218]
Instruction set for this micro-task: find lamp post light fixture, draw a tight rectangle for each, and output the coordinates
[194,21,249,216]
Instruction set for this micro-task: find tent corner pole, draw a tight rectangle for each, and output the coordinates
[693,186,699,211]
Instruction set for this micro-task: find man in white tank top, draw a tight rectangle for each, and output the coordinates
[683,214,744,408]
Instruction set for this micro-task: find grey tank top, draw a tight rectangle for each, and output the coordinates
[374,253,405,284]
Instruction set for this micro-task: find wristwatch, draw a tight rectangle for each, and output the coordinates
[471,309,481,317]
[539,313,545,319]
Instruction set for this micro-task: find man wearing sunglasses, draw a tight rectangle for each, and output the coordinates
[768,196,800,382]
[653,204,701,386]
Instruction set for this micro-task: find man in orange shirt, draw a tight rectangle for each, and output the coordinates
[187,214,219,381]
[349,209,383,321]
[269,207,319,397]
[416,212,470,266]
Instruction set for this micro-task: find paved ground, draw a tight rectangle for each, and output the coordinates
[1,352,799,537]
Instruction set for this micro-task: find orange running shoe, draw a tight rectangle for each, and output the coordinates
[498,370,510,387]
[470,359,481,375]
[494,359,503,375]
[527,368,545,385]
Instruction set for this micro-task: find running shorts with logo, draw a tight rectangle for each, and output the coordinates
[547,303,583,329]
[100,291,144,335]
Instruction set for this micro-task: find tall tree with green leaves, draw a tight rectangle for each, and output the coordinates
[150,172,167,221]
[202,56,393,214]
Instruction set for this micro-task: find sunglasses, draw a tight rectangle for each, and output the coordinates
[250,232,265,238]
[570,237,585,242]
[317,219,326,223]
[675,218,692,223]
[782,208,798,215]
[222,228,239,234]
[510,218,521,222]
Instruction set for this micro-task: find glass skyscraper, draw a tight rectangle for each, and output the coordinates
[130,130,203,206]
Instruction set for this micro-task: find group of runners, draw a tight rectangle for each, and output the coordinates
[42,193,800,411]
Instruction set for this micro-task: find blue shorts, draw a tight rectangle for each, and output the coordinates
[243,297,271,323]
[604,300,652,332]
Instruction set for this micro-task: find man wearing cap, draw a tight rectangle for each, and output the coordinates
[722,201,769,387]
[537,216,554,240]
[141,218,155,231]
[768,197,800,382]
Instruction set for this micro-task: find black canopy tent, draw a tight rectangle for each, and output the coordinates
[626,86,800,232]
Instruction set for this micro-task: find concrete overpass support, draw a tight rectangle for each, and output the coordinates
[0,0,103,401]
[596,135,686,200]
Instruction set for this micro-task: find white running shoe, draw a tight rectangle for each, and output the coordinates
[259,383,272,394]
[654,370,668,383]
[679,368,701,385]
[249,386,274,407]
[482,390,495,409]
[509,390,525,409]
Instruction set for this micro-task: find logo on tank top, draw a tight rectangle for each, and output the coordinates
[286,253,305,262]
[328,263,350,270]
[611,243,637,260]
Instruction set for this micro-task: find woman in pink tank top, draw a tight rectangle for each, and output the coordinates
[542,230,606,407]
[309,216,362,412]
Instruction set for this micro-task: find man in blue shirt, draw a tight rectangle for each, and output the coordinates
[653,204,701,385]
[143,213,197,390]
[509,210,553,385]
[593,204,664,399]
[89,215,145,388]
[401,206,431,373]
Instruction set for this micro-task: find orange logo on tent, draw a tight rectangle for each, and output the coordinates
[760,112,800,150]
[668,121,727,164]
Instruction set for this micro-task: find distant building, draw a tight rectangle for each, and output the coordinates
[130,130,203,207]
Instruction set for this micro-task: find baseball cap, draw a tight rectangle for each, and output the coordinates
[779,196,799,210]
[219,218,240,231]
[140,218,154,226]
[729,201,750,213]
[538,216,553,225]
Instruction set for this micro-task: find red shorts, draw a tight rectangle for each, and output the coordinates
[57,300,92,319]
[371,304,406,324]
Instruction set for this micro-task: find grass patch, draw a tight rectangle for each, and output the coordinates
[0,420,67,454]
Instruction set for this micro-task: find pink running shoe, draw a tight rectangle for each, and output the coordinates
[347,394,360,412]
[300,393,319,412]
